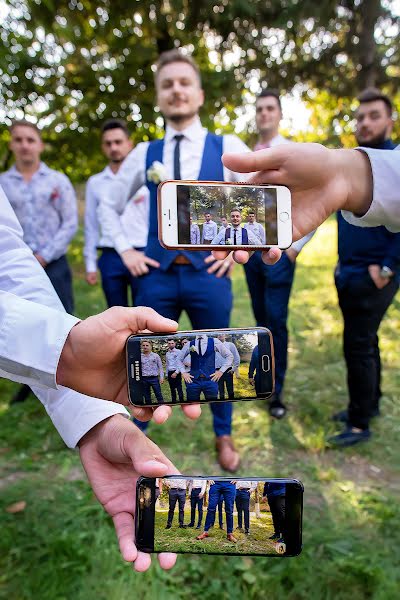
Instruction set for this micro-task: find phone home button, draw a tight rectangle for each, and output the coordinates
[279,211,289,222]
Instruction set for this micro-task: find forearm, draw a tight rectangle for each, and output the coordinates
[338,149,374,217]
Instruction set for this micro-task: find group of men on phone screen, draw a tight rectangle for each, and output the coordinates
[159,478,286,545]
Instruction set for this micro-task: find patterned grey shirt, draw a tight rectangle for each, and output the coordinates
[244,221,266,244]
[140,352,164,377]
[190,223,200,244]
[0,163,78,263]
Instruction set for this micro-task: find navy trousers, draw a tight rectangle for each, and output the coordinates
[244,252,295,397]
[134,265,233,436]
[45,255,74,314]
[204,481,235,534]
[167,371,184,403]
[336,274,398,429]
[189,488,204,527]
[235,489,251,531]
[268,494,285,537]
[167,489,186,526]
[98,248,141,307]
[142,376,164,405]
[218,370,234,400]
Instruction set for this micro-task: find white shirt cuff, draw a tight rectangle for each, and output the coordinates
[85,258,98,273]
[115,233,132,255]
[32,384,130,448]
[341,147,400,232]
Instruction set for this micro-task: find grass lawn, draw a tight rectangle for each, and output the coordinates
[1,218,400,599]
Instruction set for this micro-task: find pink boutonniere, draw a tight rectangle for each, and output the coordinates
[133,194,145,204]
[50,188,60,202]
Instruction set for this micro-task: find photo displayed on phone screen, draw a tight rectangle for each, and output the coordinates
[176,184,278,246]
[127,328,274,406]
[136,477,303,557]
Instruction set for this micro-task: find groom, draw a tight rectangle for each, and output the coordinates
[100,49,249,472]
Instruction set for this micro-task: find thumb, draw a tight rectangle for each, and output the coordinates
[105,305,178,335]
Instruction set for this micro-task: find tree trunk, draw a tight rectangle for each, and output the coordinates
[357,0,381,90]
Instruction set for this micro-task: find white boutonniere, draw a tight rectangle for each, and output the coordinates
[146,161,168,184]
[190,345,199,354]
[225,239,232,245]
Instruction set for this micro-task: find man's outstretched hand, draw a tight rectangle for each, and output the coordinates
[213,143,373,265]
[79,414,178,572]
[56,306,201,422]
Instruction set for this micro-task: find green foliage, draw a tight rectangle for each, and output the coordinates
[1,219,400,598]
[1,1,400,179]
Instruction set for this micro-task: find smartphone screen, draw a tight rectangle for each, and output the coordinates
[126,328,274,407]
[177,183,278,246]
[136,476,303,557]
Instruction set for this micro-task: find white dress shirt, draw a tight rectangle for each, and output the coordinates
[189,479,207,494]
[0,186,128,447]
[99,116,250,254]
[342,146,400,232]
[84,165,149,272]
[235,480,258,491]
[215,341,240,370]
[244,221,266,244]
[164,477,187,490]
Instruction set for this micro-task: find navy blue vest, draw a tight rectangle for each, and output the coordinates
[145,133,224,271]
[225,227,248,244]
[189,338,216,378]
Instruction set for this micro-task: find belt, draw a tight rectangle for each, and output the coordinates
[173,255,192,265]
[238,488,251,492]
[169,487,186,491]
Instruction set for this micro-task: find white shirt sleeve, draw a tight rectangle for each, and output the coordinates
[341,146,400,232]
[99,143,148,255]
[0,187,129,448]
[84,176,100,273]
[291,230,316,254]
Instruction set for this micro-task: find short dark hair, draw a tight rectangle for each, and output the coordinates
[155,49,202,85]
[256,88,282,110]
[10,119,41,137]
[357,88,392,116]
[101,118,130,137]
[167,338,175,342]
[248,210,255,215]
[221,215,228,219]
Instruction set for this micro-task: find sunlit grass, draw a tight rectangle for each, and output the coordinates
[1,216,399,599]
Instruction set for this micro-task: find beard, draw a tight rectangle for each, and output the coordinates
[109,156,124,164]
[356,127,388,148]
[166,109,198,124]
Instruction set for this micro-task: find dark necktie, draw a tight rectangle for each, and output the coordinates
[233,228,237,245]
[198,339,203,356]
[173,134,184,180]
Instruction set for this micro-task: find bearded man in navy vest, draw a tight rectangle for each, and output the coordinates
[99,49,249,472]
[211,208,259,245]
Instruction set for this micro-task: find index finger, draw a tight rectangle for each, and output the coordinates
[222,146,287,174]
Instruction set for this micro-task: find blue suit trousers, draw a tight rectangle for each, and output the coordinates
[204,481,235,534]
[134,265,233,436]
[235,489,251,531]
[98,248,142,308]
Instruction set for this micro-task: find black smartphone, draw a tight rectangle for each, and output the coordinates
[126,327,274,407]
[136,476,303,557]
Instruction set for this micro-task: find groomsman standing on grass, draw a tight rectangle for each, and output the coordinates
[196,480,237,543]
[201,212,218,244]
[190,217,201,245]
[329,88,400,448]
[0,119,78,405]
[187,478,207,529]
[233,480,258,535]
[164,478,188,529]
[243,88,314,420]
[165,338,184,403]
[140,340,165,405]
[216,333,240,401]
[84,119,150,307]
[99,48,250,471]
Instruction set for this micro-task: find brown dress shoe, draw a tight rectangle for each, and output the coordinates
[196,532,210,540]
[216,435,240,472]
[227,533,237,543]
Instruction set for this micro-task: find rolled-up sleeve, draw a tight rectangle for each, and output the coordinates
[342,147,400,232]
